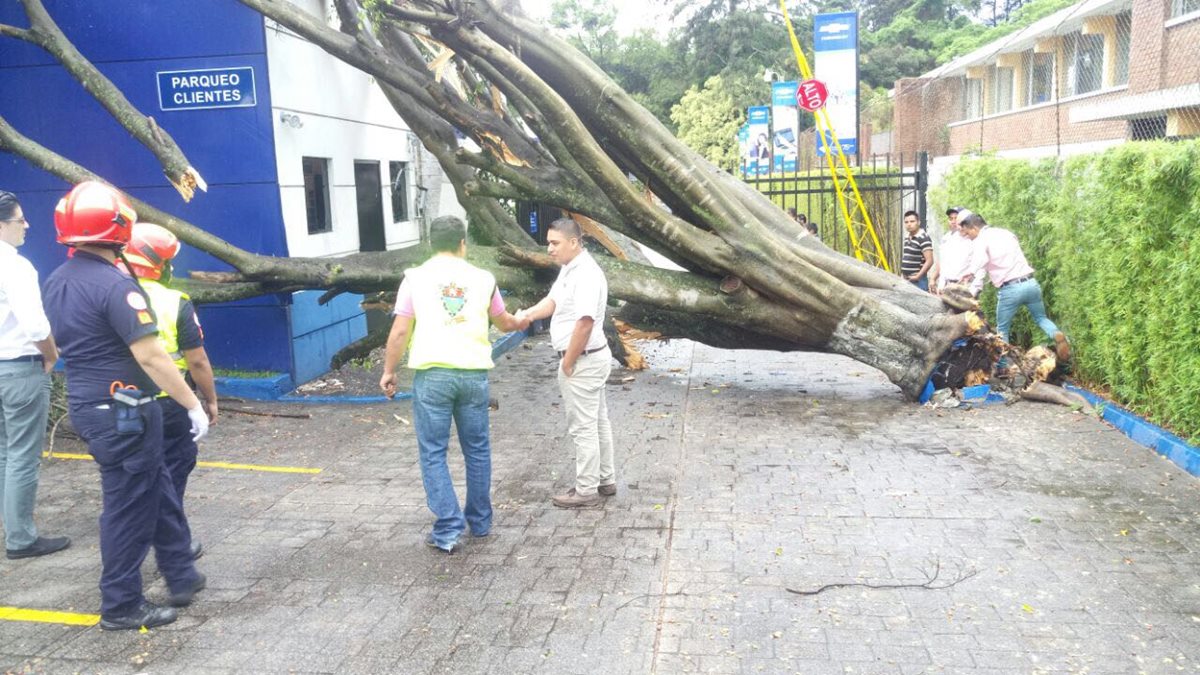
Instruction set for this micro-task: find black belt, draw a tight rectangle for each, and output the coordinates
[0,354,43,363]
[558,346,607,358]
[999,274,1035,289]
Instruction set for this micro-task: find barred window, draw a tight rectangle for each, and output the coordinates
[1028,52,1054,105]
[1172,0,1200,18]
[1130,116,1166,140]
[962,78,983,120]
[302,157,332,235]
[990,66,1015,114]
[1063,32,1104,97]
[389,161,409,223]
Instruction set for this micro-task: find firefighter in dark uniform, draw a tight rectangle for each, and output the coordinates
[42,182,208,631]
[122,222,219,559]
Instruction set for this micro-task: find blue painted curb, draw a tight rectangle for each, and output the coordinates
[1067,384,1200,477]
[278,393,413,404]
[216,373,294,400]
[490,328,530,360]
[213,329,530,403]
[919,380,1005,405]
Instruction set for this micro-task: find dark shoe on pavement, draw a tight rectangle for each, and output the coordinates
[190,540,203,560]
[552,489,602,508]
[6,535,71,560]
[425,536,459,554]
[100,601,177,631]
[598,483,617,497]
[168,573,207,607]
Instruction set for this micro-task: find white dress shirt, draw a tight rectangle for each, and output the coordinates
[965,226,1035,288]
[936,230,980,293]
[548,250,608,353]
[0,241,52,359]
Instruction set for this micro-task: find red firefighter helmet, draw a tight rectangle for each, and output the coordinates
[54,181,137,247]
[123,223,180,280]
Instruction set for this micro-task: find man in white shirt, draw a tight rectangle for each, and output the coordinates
[519,219,616,508]
[959,213,1068,357]
[933,206,979,296]
[0,190,69,559]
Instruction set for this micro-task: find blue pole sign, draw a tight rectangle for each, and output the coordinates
[813,12,859,157]
[771,81,799,173]
[157,67,257,111]
[746,106,772,177]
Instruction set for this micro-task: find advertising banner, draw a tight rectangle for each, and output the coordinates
[813,12,858,157]
[771,81,799,173]
[737,122,750,177]
[746,106,771,176]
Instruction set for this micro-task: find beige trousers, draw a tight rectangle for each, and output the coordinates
[557,349,615,495]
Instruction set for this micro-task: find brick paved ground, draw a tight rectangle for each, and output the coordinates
[2,336,1198,674]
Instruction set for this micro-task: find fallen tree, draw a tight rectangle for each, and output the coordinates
[0,0,980,399]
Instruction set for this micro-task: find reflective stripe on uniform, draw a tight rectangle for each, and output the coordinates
[140,279,189,374]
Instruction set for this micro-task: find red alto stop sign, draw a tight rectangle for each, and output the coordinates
[797,79,829,112]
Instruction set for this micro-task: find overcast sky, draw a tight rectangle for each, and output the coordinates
[519,0,674,36]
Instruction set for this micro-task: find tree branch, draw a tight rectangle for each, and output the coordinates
[786,560,979,596]
[0,22,33,40]
[17,0,206,201]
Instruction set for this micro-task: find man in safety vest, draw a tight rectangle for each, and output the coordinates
[122,222,218,559]
[43,182,206,631]
[379,216,528,553]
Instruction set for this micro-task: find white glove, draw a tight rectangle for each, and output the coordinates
[187,405,210,443]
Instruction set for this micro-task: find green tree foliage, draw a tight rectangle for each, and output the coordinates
[550,0,690,125]
[936,141,1200,442]
[550,0,1093,161]
[549,0,621,62]
[671,75,745,171]
[860,0,977,88]
[936,0,1078,61]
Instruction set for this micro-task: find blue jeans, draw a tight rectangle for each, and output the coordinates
[996,278,1059,343]
[412,368,493,547]
[0,362,50,550]
[910,276,929,292]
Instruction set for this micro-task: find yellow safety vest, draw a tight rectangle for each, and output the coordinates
[404,255,497,370]
[140,279,189,373]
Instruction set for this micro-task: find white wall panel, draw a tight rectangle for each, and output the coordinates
[265,6,460,258]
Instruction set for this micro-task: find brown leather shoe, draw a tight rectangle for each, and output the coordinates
[1054,332,1071,363]
[552,489,601,508]
[597,483,617,497]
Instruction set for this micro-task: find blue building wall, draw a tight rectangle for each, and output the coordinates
[290,291,369,385]
[0,1,352,381]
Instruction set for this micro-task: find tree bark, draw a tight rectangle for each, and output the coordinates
[0,0,982,400]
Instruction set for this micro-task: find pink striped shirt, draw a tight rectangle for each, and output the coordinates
[966,226,1034,288]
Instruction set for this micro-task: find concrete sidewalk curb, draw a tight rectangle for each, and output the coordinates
[1067,383,1200,477]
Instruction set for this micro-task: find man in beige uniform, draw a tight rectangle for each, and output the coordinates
[519,219,615,508]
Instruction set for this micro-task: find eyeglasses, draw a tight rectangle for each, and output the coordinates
[1,217,27,225]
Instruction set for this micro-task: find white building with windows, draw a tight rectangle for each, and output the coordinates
[892,0,1200,163]
[1,0,465,386]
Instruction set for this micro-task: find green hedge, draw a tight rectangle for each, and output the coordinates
[934,140,1200,443]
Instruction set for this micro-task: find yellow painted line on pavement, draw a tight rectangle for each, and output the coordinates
[0,606,100,627]
[195,460,321,474]
[43,452,321,474]
[42,451,93,461]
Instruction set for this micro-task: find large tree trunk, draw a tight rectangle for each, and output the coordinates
[0,0,978,399]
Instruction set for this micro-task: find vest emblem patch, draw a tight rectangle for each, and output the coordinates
[440,283,467,318]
